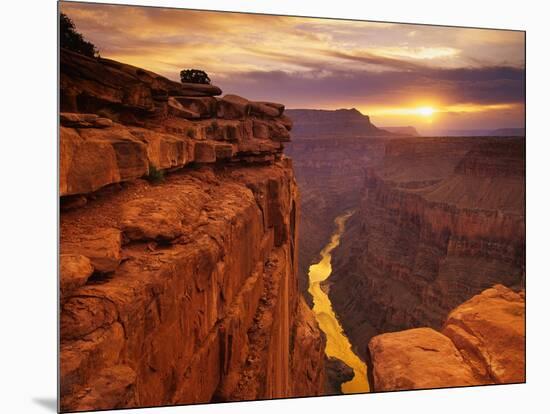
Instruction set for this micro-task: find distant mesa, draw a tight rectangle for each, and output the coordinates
[286,108,394,139]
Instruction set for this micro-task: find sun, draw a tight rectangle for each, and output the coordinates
[416,106,435,117]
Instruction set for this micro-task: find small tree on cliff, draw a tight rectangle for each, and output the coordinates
[60,12,100,58]
[180,69,211,84]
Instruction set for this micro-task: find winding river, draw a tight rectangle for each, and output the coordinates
[308,211,370,394]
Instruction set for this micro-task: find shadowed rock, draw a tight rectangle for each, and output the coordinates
[325,357,354,395]
[62,228,122,273]
[60,254,94,299]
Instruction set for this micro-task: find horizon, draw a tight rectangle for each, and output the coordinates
[60,2,525,135]
[283,107,525,135]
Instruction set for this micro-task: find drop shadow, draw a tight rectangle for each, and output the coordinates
[32,397,57,412]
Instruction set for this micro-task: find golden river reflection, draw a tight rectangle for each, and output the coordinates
[308,211,370,394]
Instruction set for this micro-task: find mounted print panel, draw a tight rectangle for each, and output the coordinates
[58,1,525,412]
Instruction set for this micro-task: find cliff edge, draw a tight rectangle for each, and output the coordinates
[59,49,325,411]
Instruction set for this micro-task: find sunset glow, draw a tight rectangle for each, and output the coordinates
[417,106,435,117]
[60,2,525,134]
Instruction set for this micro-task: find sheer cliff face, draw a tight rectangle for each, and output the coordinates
[59,50,325,411]
[284,109,388,299]
[330,137,525,358]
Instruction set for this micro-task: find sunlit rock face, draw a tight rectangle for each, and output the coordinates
[59,50,325,411]
[284,109,390,302]
[368,285,525,391]
[329,136,525,359]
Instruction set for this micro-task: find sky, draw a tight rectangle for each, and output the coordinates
[60,2,525,134]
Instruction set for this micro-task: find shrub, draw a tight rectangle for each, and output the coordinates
[180,69,211,84]
[60,12,99,58]
[146,165,165,184]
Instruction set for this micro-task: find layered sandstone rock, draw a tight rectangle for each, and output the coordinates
[368,285,525,391]
[330,136,525,358]
[60,48,290,197]
[59,50,325,411]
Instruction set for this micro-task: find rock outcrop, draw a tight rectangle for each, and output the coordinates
[368,285,525,391]
[330,136,525,358]
[59,50,325,411]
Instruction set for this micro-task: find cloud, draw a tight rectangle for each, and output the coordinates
[59,1,525,130]
[215,65,524,108]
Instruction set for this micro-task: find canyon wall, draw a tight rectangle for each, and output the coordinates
[284,109,388,300]
[330,136,525,358]
[368,285,525,391]
[59,49,325,411]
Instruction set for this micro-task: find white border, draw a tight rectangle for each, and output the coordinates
[2,1,547,413]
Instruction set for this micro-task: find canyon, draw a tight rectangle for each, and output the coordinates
[285,109,525,391]
[284,109,388,302]
[59,48,525,410]
[328,135,525,361]
[59,49,325,411]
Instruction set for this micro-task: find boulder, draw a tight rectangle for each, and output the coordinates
[278,114,293,131]
[252,119,270,139]
[250,102,280,118]
[128,127,193,170]
[173,96,217,118]
[167,97,200,119]
[217,95,250,119]
[256,101,285,116]
[60,127,118,196]
[194,141,217,163]
[60,254,94,299]
[95,118,114,128]
[442,284,525,384]
[214,143,234,160]
[237,138,281,155]
[62,228,122,273]
[121,198,184,241]
[368,327,479,391]
[179,82,222,97]
[60,125,149,196]
[269,121,291,142]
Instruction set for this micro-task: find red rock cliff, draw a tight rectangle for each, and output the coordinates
[329,137,525,357]
[59,49,325,411]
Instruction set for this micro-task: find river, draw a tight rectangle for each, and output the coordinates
[307,211,370,394]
